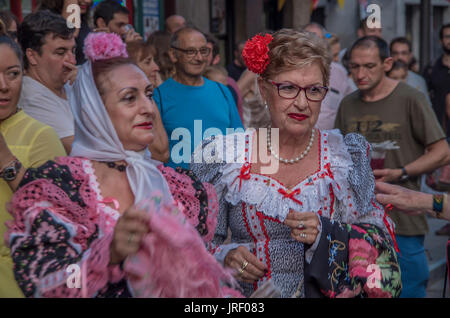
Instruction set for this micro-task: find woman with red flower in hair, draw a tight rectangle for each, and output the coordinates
[191,29,401,298]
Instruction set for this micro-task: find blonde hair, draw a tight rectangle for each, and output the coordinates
[203,65,228,85]
[126,40,157,64]
[204,65,228,78]
[262,29,332,85]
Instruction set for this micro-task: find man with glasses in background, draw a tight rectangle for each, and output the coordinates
[389,37,430,105]
[153,27,243,169]
[335,36,449,298]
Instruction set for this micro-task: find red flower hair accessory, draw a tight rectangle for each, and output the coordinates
[242,33,273,75]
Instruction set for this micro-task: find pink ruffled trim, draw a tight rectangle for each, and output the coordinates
[123,194,238,298]
[40,232,119,298]
[158,165,218,243]
[6,157,100,250]
[5,157,125,297]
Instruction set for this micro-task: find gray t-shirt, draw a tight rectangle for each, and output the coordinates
[19,76,74,139]
[334,81,445,236]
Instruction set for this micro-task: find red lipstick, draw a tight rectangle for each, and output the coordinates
[134,122,153,130]
[288,113,308,121]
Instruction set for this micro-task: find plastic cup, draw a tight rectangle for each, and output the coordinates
[370,149,386,170]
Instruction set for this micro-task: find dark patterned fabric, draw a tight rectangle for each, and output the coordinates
[305,218,401,298]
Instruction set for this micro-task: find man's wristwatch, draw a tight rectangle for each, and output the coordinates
[0,157,22,182]
[399,166,409,182]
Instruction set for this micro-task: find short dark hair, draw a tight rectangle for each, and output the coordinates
[94,0,129,27]
[18,10,75,70]
[38,0,65,15]
[204,33,219,58]
[387,60,408,75]
[0,21,24,68]
[439,23,450,40]
[390,37,412,52]
[349,36,390,62]
[359,17,368,30]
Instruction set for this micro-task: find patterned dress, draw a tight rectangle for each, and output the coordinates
[190,129,402,298]
[5,157,218,297]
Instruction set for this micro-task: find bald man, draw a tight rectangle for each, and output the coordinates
[153,27,243,169]
[165,15,186,34]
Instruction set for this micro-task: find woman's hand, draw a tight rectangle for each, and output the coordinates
[0,131,15,168]
[109,206,151,265]
[375,181,429,215]
[63,62,78,86]
[124,30,143,44]
[224,246,267,284]
[283,211,320,245]
[0,131,10,156]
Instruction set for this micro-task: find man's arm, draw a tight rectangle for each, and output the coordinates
[374,138,450,182]
[403,138,450,175]
[375,90,450,182]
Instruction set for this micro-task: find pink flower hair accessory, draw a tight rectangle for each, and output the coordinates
[83,32,128,62]
[242,33,273,75]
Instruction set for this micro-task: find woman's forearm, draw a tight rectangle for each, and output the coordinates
[0,150,25,192]
[422,193,450,221]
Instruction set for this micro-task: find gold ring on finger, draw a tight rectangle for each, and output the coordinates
[300,233,307,239]
[297,221,305,230]
[241,260,249,271]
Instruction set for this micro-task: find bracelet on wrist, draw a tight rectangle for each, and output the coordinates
[0,156,17,171]
[432,194,445,218]
[0,157,22,182]
[399,167,409,182]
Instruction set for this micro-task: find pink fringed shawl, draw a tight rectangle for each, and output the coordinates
[123,194,240,298]
[5,157,240,297]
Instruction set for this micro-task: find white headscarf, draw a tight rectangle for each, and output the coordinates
[68,61,174,206]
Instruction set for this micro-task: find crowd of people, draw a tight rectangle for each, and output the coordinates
[0,0,449,298]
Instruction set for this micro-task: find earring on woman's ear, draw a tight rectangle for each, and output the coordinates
[264,101,268,109]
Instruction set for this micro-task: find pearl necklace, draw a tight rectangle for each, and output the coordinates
[267,126,315,164]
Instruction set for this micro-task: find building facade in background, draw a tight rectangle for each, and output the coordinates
[1,0,449,67]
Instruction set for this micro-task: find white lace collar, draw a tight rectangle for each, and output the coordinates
[214,129,354,221]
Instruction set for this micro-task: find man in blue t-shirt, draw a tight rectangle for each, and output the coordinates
[154,27,243,169]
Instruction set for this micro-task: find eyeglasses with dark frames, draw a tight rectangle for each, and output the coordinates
[171,46,211,58]
[267,80,328,102]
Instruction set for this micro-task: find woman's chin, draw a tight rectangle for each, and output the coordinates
[283,122,313,137]
[122,137,154,152]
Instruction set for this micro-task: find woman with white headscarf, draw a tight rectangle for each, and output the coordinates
[3,33,233,298]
